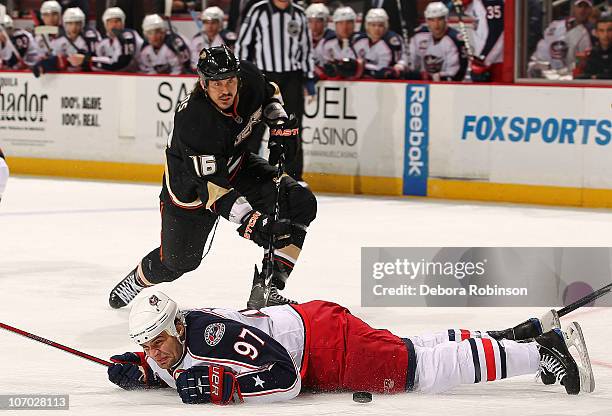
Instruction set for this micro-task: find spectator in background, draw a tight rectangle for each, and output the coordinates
[578,16,611,79]
[319,7,363,79]
[528,0,594,78]
[191,6,237,69]
[408,2,467,81]
[353,8,406,79]
[361,0,417,41]
[306,3,334,69]
[138,13,192,74]
[36,1,63,56]
[0,13,42,68]
[94,7,143,72]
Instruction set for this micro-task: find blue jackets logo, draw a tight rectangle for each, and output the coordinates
[404,85,429,196]
[462,115,611,145]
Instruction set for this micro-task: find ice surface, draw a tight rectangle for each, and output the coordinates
[1,177,611,416]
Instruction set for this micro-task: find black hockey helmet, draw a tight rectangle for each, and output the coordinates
[196,45,240,82]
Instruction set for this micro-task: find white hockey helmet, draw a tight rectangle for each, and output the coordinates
[102,7,126,24]
[201,6,224,23]
[424,2,449,19]
[365,8,389,26]
[332,6,356,23]
[305,3,330,20]
[62,7,85,24]
[142,14,165,33]
[0,14,13,29]
[129,291,181,345]
[41,1,62,15]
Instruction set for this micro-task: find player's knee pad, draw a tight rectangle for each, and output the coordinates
[140,248,196,284]
[281,177,317,226]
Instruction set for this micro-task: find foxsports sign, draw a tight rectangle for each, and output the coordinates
[403,84,429,196]
[461,115,611,145]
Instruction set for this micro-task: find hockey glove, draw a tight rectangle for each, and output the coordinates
[237,210,296,249]
[108,352,165,390]
[322,62,338,78]
[337,58,364,79]
[470,56,491,82]
[268,115,299,166]
[176,365,243,405]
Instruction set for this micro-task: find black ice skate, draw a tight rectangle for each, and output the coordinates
[109,267,145,309]
[487,309,560,341]
[247,265,297,310]
[535,329,581,395]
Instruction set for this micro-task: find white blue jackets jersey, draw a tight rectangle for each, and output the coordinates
[8,29,42,66]
[530,19,592,71]
[408,25,468,81]
[321,32,360,63]
[36,27,64,57]
[139,33,191,75]
[51,29,100,71]
[353,30,406,72]
[147,306,304,403]
[94,28,143,72]
[465,0,504,65]
[312,27,335,67]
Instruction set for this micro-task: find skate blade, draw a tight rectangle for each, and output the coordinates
[565,322,595,393]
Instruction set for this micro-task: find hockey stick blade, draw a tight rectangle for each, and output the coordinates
[565,322,595,393]
[34,25,59,36]
[557,282,612,318]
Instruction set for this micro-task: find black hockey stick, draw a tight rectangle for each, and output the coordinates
[0,321,112,367]
[450,0,475,80]
[557,282,612,317]
[263,150,285,305]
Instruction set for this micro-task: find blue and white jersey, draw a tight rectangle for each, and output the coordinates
[94,28,143,72]
[320,32,361,63]
[312,27,335,67]
[465,0,505,65]
[147,306,304,403]
[139,33,191,75]
[353,30,406,72]
[408,25,468,81]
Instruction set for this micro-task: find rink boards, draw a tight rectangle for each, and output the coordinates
[0,72,610,207]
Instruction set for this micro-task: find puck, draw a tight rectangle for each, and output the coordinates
[353,391,372,403]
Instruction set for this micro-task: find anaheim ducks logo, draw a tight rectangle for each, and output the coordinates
[204,323,226,346]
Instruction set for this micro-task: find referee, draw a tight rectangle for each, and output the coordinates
[235,0,315,183]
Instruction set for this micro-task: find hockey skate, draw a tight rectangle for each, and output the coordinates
[534,328,581,395]
[247,265,297,310]
[488,309,561,341]
[109,267,145,309]
[564,322,595,393]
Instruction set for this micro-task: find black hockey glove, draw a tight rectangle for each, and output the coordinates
[176,365,243,405]
[268,115,299,166]
[237,210,295,249]
[108,352,165,390]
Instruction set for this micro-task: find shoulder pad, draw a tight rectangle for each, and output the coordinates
[414,24,430,34]
[353,32,368,42]
[323,28,336,41]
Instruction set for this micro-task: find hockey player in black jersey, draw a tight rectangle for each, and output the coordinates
[109,45,317,310]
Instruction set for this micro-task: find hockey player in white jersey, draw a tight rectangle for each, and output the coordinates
[528,0,594,79]
[306,3,334,69]
[319,7,363,79]
[408,2,468,81]
[107,291,593,404]
[0,14,42,68]
[353,8,406,79]
[36,1,63,56]
[138,14,191,75]
[460,0,505,81]
[190,6,237,69]
[32,7,100,76]
[94,7,143,72]
[0,147,8,204]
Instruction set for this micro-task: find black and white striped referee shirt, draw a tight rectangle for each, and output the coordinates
[235,0,314,79]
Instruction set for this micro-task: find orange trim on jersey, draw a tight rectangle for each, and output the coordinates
[482,338,497,381]
[289,304,310,380]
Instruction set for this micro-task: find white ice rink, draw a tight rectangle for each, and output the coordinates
[1,176,612,416]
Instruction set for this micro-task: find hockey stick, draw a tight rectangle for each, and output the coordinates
[263,150,285,305]
[34,25,59,54]
[394,0,411,64]
[0,321,112,367]
[450,0,474,80]
[557,282,612,317]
